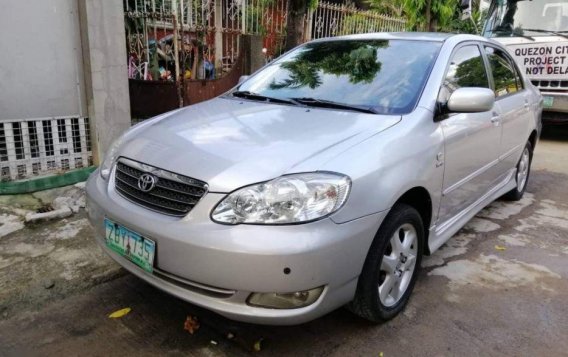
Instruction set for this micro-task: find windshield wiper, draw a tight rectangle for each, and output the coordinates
[232,92,378,114]
[231,91,296,105]
[522,28,568,40]
[289,97,378,114]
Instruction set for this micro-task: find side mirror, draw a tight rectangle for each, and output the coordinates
[238,75,249,84]
[447,87,495,113]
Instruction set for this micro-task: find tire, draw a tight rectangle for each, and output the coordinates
[349,203,424,323]
[503,141,533,201]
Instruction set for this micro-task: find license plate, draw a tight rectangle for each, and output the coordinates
[543,96,554,108]
[104,218,155,273]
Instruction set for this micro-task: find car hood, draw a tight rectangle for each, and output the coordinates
[119,97,400,192]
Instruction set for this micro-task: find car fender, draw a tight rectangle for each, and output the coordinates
[325,107,444,226]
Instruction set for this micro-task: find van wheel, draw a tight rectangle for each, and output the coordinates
[503,141,532,201]
[349,203,424,323]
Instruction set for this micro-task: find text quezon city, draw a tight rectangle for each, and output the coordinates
[515,45,568,75]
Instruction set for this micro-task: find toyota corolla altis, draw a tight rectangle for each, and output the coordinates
[86,32,542,325]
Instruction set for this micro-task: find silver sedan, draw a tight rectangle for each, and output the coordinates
[86,32,542,325]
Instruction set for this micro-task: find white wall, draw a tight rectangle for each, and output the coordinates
[0,0,86,121]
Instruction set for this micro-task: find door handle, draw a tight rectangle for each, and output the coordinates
[491,115,500,124]
[524,101,530,109]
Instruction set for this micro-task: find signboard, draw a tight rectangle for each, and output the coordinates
[507,42,568,80]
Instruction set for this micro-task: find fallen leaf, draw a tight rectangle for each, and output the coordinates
[253,338,264,352]
[108,307,131,319]
[495,245,507,251]
[226,332,235,340]
[210,340,218,345]
[184,315,200,334]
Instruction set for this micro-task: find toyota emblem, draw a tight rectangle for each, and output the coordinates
[137,173,157,192]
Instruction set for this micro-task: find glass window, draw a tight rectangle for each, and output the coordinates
[485,46,519,97]
[483,0,568,38]
[439,45,489,103]
[512,59,524,90]
[236,40,442,115]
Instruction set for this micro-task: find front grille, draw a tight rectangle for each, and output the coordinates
[532,80,568,91]
[114,158,208,217]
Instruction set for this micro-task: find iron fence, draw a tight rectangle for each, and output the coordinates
[124,0,406,83]
[124,0,288,83]
[307,1,407,40]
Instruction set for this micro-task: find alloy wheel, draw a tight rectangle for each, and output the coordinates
[517,147,530,192]
[378,223,418,307]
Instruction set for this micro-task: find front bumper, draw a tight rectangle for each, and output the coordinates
[541,92,568,123]
[86,169,385,325]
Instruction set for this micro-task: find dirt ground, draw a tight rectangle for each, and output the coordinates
[0,127,567,357]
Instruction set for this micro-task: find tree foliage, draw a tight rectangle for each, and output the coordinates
[366,0,405,16]
[453,56,488,87]
[402,0,456,31]
[448,7,487,34]
[367,0,485,33]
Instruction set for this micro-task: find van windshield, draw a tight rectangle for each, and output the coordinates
[233,39,441,115]
[483,0,568,38]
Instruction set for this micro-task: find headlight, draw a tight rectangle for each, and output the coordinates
[99,137,124,180]
[211,172,351,224]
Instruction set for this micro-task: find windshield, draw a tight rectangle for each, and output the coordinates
[483,0,568,37]
[234,40,442,115]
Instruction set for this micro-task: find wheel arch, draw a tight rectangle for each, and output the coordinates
[528,129,538,152]
[393,186,433,255]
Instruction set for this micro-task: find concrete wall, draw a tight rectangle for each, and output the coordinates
[0,0,86,120]
[78,0,131,165]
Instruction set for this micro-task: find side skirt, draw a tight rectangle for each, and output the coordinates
[427,168,517,253]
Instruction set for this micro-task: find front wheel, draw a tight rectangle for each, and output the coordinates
[349,203,424,323]
[503,141,532,201]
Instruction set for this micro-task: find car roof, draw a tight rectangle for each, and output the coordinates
[313,32,488,43]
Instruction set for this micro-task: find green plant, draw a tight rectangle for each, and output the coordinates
[365,0,404,16]
[449,7,488,34]
[404,0,456,31]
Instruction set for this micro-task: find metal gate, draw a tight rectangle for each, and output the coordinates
[124,0,289,120]
[124,0,288,83]
[307,1,407,40]
[123,0,407,121]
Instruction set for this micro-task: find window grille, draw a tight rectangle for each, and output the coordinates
[0,117,93,182]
